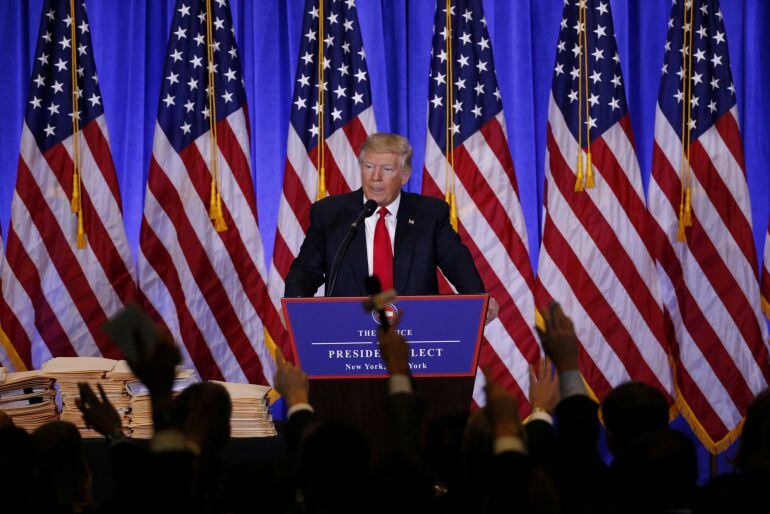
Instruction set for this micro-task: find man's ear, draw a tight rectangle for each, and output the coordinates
[401,170,411,185]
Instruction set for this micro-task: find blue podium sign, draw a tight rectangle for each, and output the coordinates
[281,295,488,379]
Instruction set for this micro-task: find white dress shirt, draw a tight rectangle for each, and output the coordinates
[363,194,400,276]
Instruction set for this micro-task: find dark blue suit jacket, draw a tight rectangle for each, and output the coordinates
[284,188,485,297]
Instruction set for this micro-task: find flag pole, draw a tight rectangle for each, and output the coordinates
[204,0,227,232]
[444,0,457,231]
[575,1,584,192]
[581,1,594,189]
[683,0,695,228]
[69,0,86,248]
[677,0,694,242]
[317,0,327,200]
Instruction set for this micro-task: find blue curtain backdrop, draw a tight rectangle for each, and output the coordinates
[0,0,768,473]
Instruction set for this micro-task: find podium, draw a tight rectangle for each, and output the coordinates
[281,295,488,452]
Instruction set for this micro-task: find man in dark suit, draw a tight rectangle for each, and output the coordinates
[284,133,495,314]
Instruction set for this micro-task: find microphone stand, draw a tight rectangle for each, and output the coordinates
[327,200,377,296]
[326,225,358,297]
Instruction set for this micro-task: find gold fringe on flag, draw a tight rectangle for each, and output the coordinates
[205,0,227,232]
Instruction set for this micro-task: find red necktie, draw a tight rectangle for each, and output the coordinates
[373,207,393,290]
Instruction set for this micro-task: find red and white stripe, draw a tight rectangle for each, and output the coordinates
[536,94,676,403]
[139,109,283,383]
[267,107,376,356]
[422,113,541,414]
[1,117,136,369]
[649,105,770,449]
[762,221,770,319]
[139,108,285,385]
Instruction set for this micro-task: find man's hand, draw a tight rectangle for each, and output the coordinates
[528,357,560,413]
[273,352,309,407]
[536,302,580,373]
[483,369,522,438]
[485,297,499,325]
[127,331,181,400]
[75,382,123,439]
[377,313,410,376]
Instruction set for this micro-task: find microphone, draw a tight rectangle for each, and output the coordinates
[351,199,378,229]
[326,199,379,297]
[364,275,394,328]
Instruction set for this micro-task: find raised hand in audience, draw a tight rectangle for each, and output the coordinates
[128,330,181,401]
[483,369,523,439]
[274,352,315,458]
[529,357,560,414]
[537,302,579,373]
[274,352,309,408]
[377,313,410,376]
[75,382,124,440]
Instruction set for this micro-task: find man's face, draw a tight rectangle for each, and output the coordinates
[360,151,410,207]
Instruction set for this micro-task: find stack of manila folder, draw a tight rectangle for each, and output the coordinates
[0,368,58,431]
[41,357,123,438]
[210,381,277,437]
[4,359,278,439]
[125,368,196,439]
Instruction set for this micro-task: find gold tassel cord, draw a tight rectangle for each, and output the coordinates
[317,0,327,200]
[677,0,694,242]
[581,2,594,189]
[574,1,585,192]
[445,0,458,231]
[69,0,85,248]
[205,0,226,231]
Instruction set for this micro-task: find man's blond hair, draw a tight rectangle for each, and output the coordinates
[358,133,413,173]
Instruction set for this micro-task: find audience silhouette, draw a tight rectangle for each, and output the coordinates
[0,301,768,513]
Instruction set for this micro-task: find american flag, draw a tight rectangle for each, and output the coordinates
[0,232,27,371]
[268,0,376,343]
[0,0,135,370]
[649,0,770,452]
[535,0,675,403]
[762,220,770,319]
[421,0,540,411]
[139,0,283,384]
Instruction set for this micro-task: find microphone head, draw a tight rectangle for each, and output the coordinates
[363,199,378,217]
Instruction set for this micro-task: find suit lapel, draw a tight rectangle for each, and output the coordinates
[393,192,416,294]
[345,189,368,295]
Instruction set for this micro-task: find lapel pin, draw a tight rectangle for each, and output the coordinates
[408,219,415,224]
